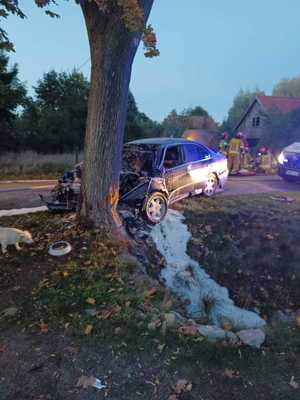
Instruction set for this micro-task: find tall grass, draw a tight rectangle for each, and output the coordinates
[0,151,83,180]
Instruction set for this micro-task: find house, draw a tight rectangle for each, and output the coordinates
[235,95,300,148]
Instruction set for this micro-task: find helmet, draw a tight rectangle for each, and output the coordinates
[236,132,244,138]
[222,131,229,139]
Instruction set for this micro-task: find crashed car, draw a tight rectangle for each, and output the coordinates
[42,138,228,223]
[278,142,300,182]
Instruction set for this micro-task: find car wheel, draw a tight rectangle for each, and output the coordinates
[203,173,218,197]
[144,192,168,224]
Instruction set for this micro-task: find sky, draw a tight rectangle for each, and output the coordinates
[3,0,300,123]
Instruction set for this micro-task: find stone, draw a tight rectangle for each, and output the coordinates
[237,329,265,348]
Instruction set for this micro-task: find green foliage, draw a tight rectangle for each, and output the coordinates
[162,105,216,137]
[273,76,300,98]
[20,69,89,153]
[183,105,209,118]
[260,108,300,151]
[0,51,26,153]
[222,89,265,133]
[0,0,25,52]
[124,91,162,142]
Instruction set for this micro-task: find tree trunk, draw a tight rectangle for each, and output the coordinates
[79,1,153,232]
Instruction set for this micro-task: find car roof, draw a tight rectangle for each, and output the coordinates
[127,137,198,146]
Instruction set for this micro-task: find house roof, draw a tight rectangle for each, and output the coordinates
[257,95,300,114]
[235,95,300,131]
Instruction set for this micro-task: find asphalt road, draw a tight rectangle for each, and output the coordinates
[0,175,298,210]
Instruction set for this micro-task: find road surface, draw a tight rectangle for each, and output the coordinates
[0,175,298,210]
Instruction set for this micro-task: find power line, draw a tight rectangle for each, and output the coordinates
[77,57,90,71]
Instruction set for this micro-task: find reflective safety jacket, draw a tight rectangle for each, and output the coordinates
[219,139,228,154]
[260,152,272,169]
[228,138,242,155]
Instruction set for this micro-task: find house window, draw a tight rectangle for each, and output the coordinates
[252,116,260,127]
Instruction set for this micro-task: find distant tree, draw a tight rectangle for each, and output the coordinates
[222,89,265,133]
[0,51,26,153]
[162,105,216,137]
[273,76,300,98]
[183,105,209,118]
[260,108,300,151]
[20,70,89,157]
[162,110,185,137]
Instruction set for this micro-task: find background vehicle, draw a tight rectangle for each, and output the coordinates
[278,142,300,182]
[43,138,229,224]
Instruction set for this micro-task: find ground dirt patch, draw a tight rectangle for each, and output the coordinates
[0,207,300,400]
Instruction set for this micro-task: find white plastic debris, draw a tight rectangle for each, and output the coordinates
[0,206,47,218]
[151,209,266,332]
[76,375,106,390]
[48,241,72,257]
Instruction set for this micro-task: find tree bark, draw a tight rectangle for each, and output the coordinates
[79,0,153,231]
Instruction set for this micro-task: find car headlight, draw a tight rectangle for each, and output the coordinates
[278,152,287,164]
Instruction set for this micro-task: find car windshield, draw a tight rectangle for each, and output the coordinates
[122,144,157,174]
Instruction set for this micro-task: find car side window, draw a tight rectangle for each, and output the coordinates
[184,144,211,162]
[163,145,184,169]
[184,144,201,162]
[198,145,211,160]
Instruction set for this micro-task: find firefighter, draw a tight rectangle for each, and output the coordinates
[240,149,253,171]
[219,132,229,157]
[227,132,244,175]
[258,147,274,174]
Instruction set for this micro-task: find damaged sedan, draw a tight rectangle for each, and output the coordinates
[42,138,228,223]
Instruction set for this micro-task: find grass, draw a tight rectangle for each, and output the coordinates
[181,192,300,317]
[0,199,299,399]
[0,151,82,180]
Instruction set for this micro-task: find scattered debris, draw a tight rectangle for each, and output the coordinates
[236,329,266,349]
[270,195,294,203]
[174,379,192,395]
[76,375,106,390]
[0,306,18,319]
[224,368,240,379]
[84,324,93,335]
[48,241,72,256]
[289,376,299,390]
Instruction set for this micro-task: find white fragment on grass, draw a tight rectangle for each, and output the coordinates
[0,206,47,218]
[151,209,266,332]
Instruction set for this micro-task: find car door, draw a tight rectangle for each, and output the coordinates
[183,143,212,192]
[162,144,191,202]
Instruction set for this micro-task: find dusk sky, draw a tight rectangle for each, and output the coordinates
[3,0,300,123]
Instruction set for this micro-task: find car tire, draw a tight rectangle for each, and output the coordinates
[203,173,218,197]
[144,192,168,224]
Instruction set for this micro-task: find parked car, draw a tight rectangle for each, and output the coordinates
[42,138,228,223]
[278,142,300,182]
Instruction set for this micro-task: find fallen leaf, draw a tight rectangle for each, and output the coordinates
[296,316,300,328]
[40,322,49,334]
[224,368,240,379]
[178,325,198,336]
[147,287,158,297]
[84,324,93,335]
[62,271,70,278]
[289,376,299,389]
[86,297,96,305]
[174,379,192,394]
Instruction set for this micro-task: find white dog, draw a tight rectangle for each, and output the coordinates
[0,228,33,254]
